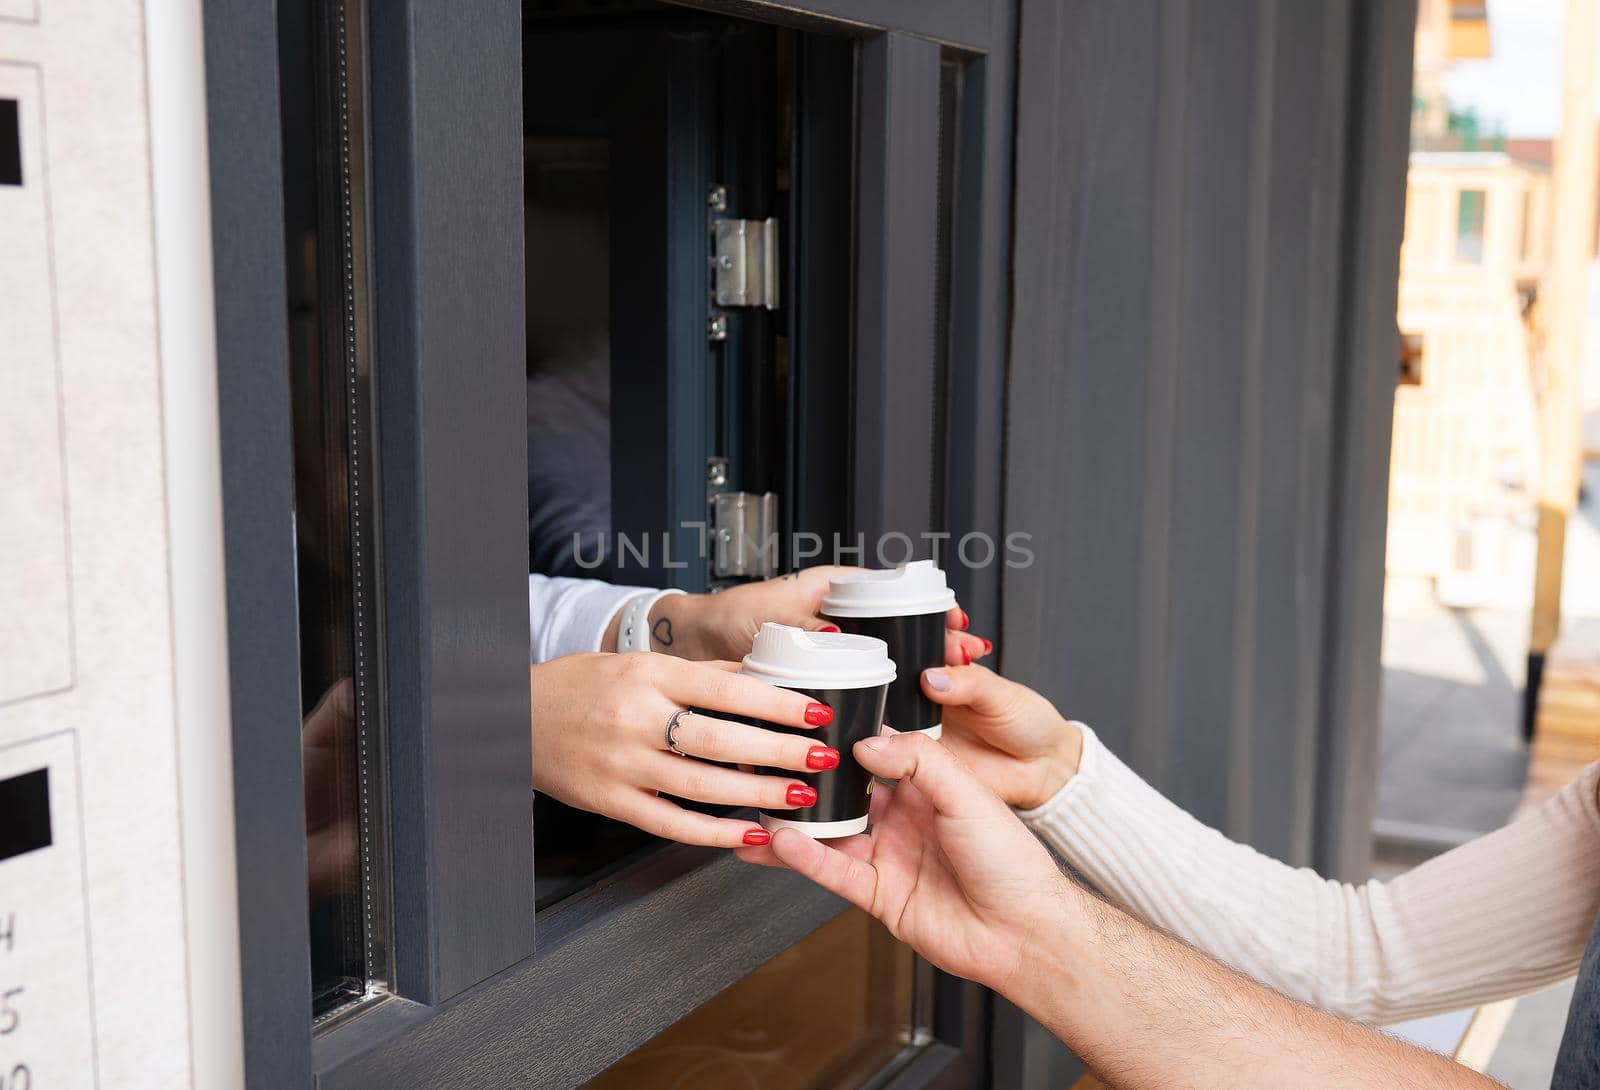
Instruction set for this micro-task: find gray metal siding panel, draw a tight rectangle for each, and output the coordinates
[1316,0,1417,882]
[1167,0,1258,835]
[1130,0,1191,786]
[1247,0,1355,865]
[1005,0,1165,750]
[1005,0,1413,869]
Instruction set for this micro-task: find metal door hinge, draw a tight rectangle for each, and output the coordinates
[711,491,779,579]
[709,185,779,312]
[706,458,779,580]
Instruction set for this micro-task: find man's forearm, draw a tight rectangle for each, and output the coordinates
[1009,882,1501,1090]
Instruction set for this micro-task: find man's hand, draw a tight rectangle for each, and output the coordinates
[738,730,1072,992]
[922,665,1082,810]
[646,566,990,665]
[742,730,1503,1090]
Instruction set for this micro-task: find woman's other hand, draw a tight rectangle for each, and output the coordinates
[921,665,1082,810]
[738,731,1075,993]
[644,566,991,665]
[529,652,838,848]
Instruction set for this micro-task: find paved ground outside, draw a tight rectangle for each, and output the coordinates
[1485,979,1576,1089]
[1377,459,1600,842]
[1374,463,1600,1083]
[1374,488,1597,1081]
[1377,605,1532,839]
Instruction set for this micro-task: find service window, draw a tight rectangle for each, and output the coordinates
[520,7,955,1080]
[247,0,1020,1086]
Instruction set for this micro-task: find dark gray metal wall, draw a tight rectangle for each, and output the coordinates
[1002,0,1415,880]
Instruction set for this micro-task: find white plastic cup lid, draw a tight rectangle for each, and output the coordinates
[820,559,958,619]
[741,623,896,690]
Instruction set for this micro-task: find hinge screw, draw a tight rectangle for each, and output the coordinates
[707,185,728,213]
[708,314,728,341]
[707,459,728,487]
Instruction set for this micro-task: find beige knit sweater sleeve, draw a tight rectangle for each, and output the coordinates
[1017,724,1600,1025]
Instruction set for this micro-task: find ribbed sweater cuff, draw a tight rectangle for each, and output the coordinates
[1012,723,1211,935]
[1015,721,1119,830]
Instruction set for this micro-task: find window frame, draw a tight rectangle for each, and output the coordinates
[208,0,1020,1086]
[204,0,316,1083]
[362,0,537,1008]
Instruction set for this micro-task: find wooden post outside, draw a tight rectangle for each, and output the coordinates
[1526,0,1599,738]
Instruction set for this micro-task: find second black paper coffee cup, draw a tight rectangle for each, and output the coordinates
[820,560,957,739]
[739,623,894,839]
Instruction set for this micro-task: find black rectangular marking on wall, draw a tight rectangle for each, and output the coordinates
[0,99,20,185]
[0,768,51,861]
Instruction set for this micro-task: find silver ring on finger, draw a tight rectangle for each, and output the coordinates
[665,708,693,757]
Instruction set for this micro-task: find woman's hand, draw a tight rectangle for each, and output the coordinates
[530,652,840,848]
[738,731,1078,993]
[921,665,1083,810]
[633,566,991,665]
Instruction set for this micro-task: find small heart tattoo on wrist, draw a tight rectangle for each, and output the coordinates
[652,616,674,648]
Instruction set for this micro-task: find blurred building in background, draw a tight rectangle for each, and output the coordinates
[1412,0,1492,145]
[1388,0,1599,610]
[1388,149,1548,604]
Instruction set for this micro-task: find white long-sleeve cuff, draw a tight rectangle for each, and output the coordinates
[528,574,654,663]
[1014,721,1111,829]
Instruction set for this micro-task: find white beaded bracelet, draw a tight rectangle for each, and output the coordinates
[616,588,687,653]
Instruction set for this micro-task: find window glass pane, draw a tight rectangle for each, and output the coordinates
[280,0,392,1019]
[580,910,924,1090]
[1455,186,1486,264]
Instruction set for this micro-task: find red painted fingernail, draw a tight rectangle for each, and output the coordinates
[959,609,970,630]
[982,638,993,655]
[807,746,841,770]
[787,784,818,807]
[804,702,834,726]
[743,829,771,846]
[819,624,841,633]
[962,646,972,665]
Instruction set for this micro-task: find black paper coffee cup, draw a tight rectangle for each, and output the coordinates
[738,623,894,839]
[821,560,957,739]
